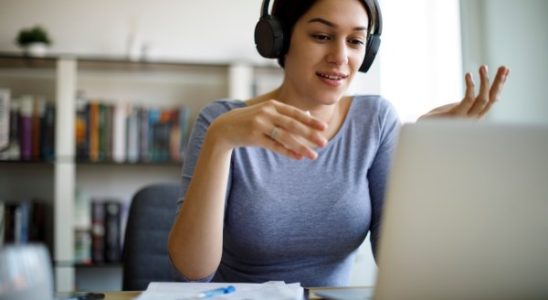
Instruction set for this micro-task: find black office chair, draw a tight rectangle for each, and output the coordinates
[122,183,182,291]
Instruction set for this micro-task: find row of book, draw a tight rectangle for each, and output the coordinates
[0,89,55,161]
[0,88,194,163]
[74,190,126,264]
[0,200,50,247]
[76,99,192,163]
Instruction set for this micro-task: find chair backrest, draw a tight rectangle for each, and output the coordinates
[122,183,182,291]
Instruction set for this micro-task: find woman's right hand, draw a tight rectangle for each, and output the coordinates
[208,99,328,160]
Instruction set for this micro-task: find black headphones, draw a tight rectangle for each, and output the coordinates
[254,0,383,73]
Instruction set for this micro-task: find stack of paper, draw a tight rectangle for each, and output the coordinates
[135,281,304,300]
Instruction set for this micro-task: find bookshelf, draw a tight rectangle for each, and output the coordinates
[0,52,283,291]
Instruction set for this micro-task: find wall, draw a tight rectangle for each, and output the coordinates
[0,0,263,63]
[461,0,548,124]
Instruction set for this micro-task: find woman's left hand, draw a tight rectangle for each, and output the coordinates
[419,65,510,120]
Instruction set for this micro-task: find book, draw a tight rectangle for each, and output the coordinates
[41,102,55,161]
[74,228,92,264]
[139,107,149,162]
[126,105,140,162]
[18,95,34,161]
[75,98,89,160]
[88,101,100,162]
[104,201,121,263]
[113,102,128,162]
[31,96,46,160]
[0,97,19,160]
[2,201,48,245]
[0,89,9,151]
[91,200,105,263]
[0,201,4,247]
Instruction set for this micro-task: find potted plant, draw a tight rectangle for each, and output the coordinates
[15,25,52,57]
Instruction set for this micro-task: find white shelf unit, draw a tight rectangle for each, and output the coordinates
[0,53,283,292]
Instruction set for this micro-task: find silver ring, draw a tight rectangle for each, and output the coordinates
[270,126,279,140]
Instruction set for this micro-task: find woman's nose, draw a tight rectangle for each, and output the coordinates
[326,40,349,66]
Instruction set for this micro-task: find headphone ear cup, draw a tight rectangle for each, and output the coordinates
[360,34,381,73]
[254,16,285,58]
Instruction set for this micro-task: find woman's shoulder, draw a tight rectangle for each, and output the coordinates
[352,95,395,112]
[351,95,399,121]
[198,99,247,121]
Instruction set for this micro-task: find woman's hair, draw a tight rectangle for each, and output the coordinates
[271,0,376,68]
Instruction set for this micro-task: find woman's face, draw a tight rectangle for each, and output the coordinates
[282,0,369,105]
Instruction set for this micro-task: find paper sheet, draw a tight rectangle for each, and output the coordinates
[134,281,304,300]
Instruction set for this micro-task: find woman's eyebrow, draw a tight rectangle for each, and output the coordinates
[307,17,368,31]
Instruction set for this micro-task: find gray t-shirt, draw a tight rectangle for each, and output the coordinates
[177,95,400,286]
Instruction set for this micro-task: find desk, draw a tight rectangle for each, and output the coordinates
[102,287,372,300]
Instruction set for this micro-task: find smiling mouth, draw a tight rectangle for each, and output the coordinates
[316,72,349,81]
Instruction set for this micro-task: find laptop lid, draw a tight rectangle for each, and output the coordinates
[374,121,548,300]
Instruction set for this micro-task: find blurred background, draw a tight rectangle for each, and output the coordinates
[0,0,546,293]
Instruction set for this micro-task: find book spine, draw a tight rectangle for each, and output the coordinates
[75,98,88,161]
[29,202,46,242]
[106,104,114,161]
[41,102,55,161]
[0,89,10,151]
[104,201,121,263]
[4,204,16,243]
[126,106,139,162]
[148,108,160,162]
[99,103,107,161]
[0,201,4,247]
[19,96,34,161]
[74,228,92,264]
[1,99,20,160]
[31,97,45,160]
[113,102,127,162]
[89,102,99,162]
[91,200,105,263]
[139,107,149,162]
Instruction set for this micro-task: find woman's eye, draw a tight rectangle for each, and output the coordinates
[348,39,366,46]
[311,34,330,41]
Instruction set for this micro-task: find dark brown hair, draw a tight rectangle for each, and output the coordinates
[271,0,376,68]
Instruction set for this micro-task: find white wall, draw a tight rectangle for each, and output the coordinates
[379,0,463,123]
[461,0,548,124]
[0,0,264,63]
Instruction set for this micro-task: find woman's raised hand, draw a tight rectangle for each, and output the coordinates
[419,65,510,120]
[208,100,328,160]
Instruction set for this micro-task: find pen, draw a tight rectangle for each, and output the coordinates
[197,285,236,298]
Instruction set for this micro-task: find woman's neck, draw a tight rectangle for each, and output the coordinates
[270,86,339,125]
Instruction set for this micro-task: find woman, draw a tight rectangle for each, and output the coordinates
[168,0,510,286]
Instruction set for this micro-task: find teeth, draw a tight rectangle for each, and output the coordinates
[318,73,344,80]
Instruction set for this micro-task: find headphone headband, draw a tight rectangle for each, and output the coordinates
[260,0,271,17]
[255,0,383,73]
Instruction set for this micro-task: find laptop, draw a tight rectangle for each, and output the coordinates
[371,120,548,300]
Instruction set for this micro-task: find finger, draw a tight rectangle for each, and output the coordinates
[273,113,327,147]
[479,66,510,117]
[467,65,490,116]
[271,101,327,130]
[268,126,318,160]
[452,72,475,114]
[262,135,305,160]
